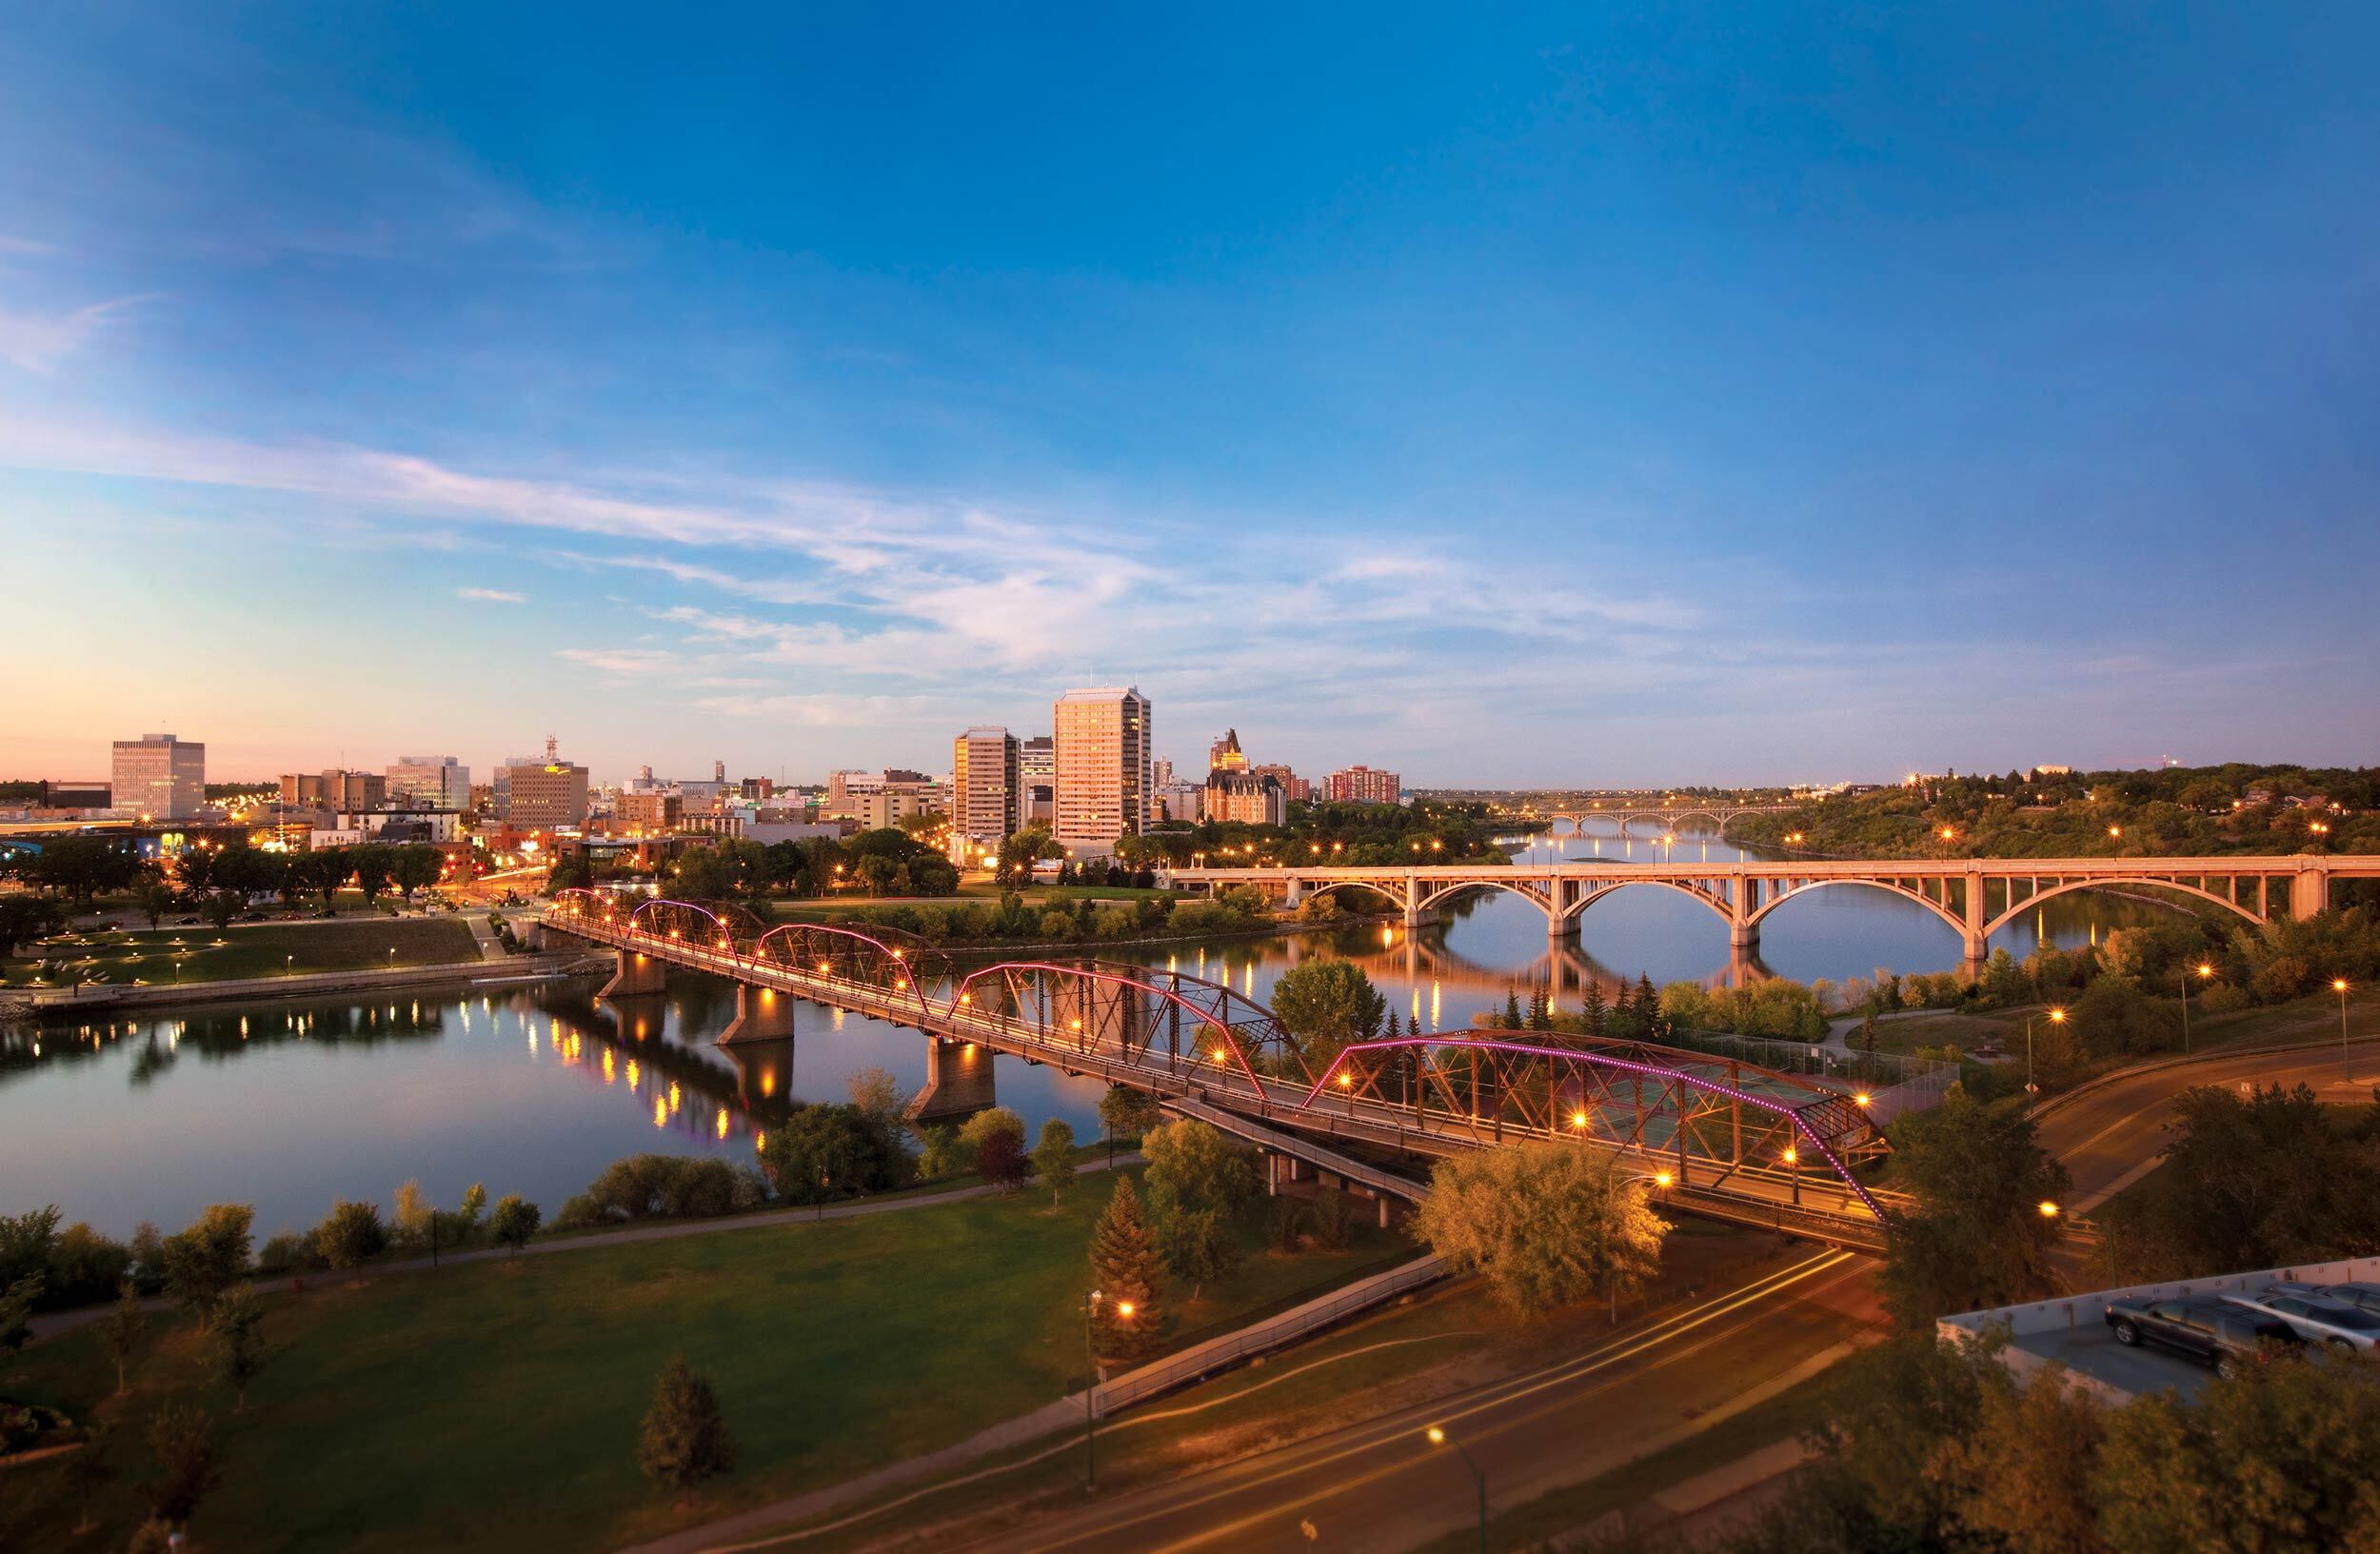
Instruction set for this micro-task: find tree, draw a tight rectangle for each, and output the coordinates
[1032,1119,1079,1205]
[1413,1141,1670,1318]
[490,1195,542,1254]
[1503,988,1524,1028]
[0,895,66,955]
[1310,1185,1354,1251]
[211,1285,268,1411]
[995,827,1061,888]
[845,1066,912,1144]
[63,1420,112,1535]
[304,847,349,912]
[638,1356,736,1508]
[1088,1177,1167,1362]
[1877,1089,2071,1330]
[144,1404,219,1530]
[759,1103,905,1203]
[2097,1083,2380,1284]
[0,1272,40,1355]
[97,1279,149,1393]
[139,882,178,929]
[348,844,394,905]
[159,1205,254,1328]
[1142,1119,1257,1292]
[314,1200,388,1269]
[392,845,443,902]
[976,1124,1030,1190]
[954,1105,1027,1171]
[1268,959,1388,1068]
[1580,978,1607,1039]
[1954,1358,2109,1554]
[1098,1085,1161,1147]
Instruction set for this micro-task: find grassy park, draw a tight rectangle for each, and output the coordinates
[0,918,482,988]
[0,1172,1399,1553]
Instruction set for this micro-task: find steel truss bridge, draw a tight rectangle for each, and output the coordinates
[539,890,1903,1250]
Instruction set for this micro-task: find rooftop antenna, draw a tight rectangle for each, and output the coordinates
[545,733,558,762]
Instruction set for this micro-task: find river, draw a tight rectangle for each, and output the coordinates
[1,819,2190,1238]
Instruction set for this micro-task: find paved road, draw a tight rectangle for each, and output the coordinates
[945,1250,1877,1554]
[2038,1041,2380,1212]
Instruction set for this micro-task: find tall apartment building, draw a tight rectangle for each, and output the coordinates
[1018,736,1056,824]
[1053,687,1151,849]
[1250,763,1310,803]
[1327,765,1402,805]
[504,756,590,827]
[387,755,470,808]
[112,733,206,820]
[950,727,1021,861]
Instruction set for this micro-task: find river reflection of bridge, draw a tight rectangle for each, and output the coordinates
[1260,923,1773,1005]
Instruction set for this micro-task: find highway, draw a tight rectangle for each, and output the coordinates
[2036,1040,2380,1212]
[948,1251,1876,1554]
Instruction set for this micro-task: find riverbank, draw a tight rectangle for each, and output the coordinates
[9,949,592,1018]
[0,1170,1402,1554]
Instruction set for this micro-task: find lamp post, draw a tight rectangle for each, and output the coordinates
[2336,979,2353,1086]
[1425,1424,1488,1553]
[2181,962,2212,1055]
[1083,1289,1134,1490]
[2026,1006,2067,1095]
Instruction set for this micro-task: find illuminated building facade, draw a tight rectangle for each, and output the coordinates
[111,732,205,820]
[1054,687,1151,848]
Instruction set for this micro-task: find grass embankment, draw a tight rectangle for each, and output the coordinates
[2,918,483,987]
[0,1174,1398,1553]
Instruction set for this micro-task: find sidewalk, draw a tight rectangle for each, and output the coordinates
[27,1156,1142,1347]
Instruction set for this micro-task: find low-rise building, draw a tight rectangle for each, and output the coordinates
[1326,765,1401,805]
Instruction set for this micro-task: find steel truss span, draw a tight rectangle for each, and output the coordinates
[537,892,1899,1245]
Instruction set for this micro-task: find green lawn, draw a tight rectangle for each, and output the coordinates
[1,918,480,987]
[0,1175,1398,1553]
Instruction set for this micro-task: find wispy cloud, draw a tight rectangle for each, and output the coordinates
[0,294,154,373]
[456,587,526,604]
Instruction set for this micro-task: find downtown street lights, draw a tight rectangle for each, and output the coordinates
[1425,1424,1488,1552]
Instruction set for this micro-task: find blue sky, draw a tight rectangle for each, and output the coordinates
[2,5,2375,787]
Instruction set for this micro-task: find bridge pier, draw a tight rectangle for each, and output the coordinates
[908,1037,999,1124]
[718,983,797,1046]
[2292,866,2331,920]
[597,947,667,999]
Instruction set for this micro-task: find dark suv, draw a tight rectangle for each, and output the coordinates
[2105,1296,2301,1378]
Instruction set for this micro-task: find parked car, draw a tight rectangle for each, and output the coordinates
[2257,1280,2333,1302]
[2315,1282,2380,1317]
[2105,1296,2302,1377]
[2226,1292,2380,1350]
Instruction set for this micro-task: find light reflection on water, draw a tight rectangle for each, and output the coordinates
[3,821,2192,1238]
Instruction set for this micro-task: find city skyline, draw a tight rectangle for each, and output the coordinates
[6,9,2379,786]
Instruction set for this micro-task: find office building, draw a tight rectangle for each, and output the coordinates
[504,753,590,827]
[1054,687,1152,848]
[614,791,682,833]
[951,726,1021,861]
[387,755,470,809]
[282,768,388,810]
[1019,735,1056,824]
[1327,765,1402,805]
[490,754,537,819]
[112,733,206,820]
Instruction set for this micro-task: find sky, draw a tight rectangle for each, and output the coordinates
[1,5,2375,788]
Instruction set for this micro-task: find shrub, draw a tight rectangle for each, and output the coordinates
[489,1195,542,1253]
[975,1125,1029,1190]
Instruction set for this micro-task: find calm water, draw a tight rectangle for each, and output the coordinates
[2,820,2184,1238]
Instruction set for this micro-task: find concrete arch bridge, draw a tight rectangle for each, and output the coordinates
[1528,804,1803,839]
[1164,855,2380,974]
[536,890,1904,1249]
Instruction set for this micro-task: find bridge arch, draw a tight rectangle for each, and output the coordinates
[626,897,766,951]
[1416,878,1555,918]
[1744,878,1966,939]
[1561,877,1735,930]
[1291,877,1405,908]
[751,921,951,1025]
[1299,1034,1885,1219]
[951,961,1307,1088]
[1981,876,2266,942]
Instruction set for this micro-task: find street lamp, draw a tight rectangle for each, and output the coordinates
[1084,1289,1135,1490]
[2181,962,2213,1055]
[1424,1424,1487,1553]
[2336,979,2353,1086]
[2026,1007,2067,1094]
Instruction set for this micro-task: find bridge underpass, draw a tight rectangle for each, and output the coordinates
[538,891,1902,1250]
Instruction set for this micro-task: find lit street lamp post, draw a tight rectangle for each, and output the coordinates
[2181,962,2213,1055]
[1083,1289,1134,1490]
[1425,1424,1488,1553]
[2337,979,2353,1086]
[2026,1006,2067,1095]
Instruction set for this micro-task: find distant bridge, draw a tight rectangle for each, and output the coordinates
[1164,854,2380,968]
[1515,803,1804,838]
[537,891,1903,1249]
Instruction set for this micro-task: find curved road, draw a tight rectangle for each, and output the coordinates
[2038,1042,2380,1213]
[946,1251,1876,1554]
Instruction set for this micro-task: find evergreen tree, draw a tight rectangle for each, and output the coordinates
[1613,978,1636,1034]
[1581,978,1608,1040]
[1636,975,1666,1040]
[1528,986,1554,1031]
[638,1356,737,1508]
[1088,1177,1167,1362]
[1503,988,1524,1029]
